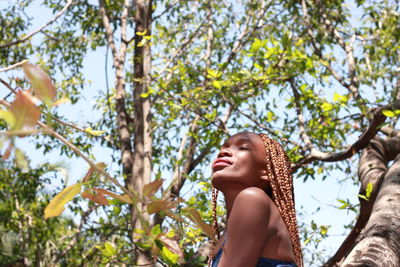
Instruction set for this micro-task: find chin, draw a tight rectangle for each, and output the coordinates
[211,172,240,190]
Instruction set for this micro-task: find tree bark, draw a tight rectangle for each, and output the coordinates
[131,0,153,265]
[326,137,400,266]
[341,138,400,266]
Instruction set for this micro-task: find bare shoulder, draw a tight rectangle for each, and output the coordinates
[232,187,275,219]
[235,187,273,207]
[227,187,277,247]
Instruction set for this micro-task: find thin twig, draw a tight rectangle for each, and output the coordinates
[0,98,132,198]
[0,59,29,73]
[289,79,314,150]
[152,0,182,21]
[0,0,73,48]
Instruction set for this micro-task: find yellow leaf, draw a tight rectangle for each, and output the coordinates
[212,80,222,89]
[15,148,29,171]
[184,208,214,239]
[9,91,40,130]
[365,182,373,199]
[51,97,71,107]
[22,63,56,106]
[84,127,106,136]
[382,109,395,117]
[321,102,333,112]
[143,179,164,197]
[0,110,16,128]
[44,184,82,219]
[136,29,147,36]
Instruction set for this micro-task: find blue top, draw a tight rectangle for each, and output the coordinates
[211,247,297,267]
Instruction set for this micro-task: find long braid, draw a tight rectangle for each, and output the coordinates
[259,134,303,267]
[208,187,219,267]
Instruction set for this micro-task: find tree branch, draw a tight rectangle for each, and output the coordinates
[0,0,73,48]
[289,79,313,150]
[98,0,120,62]
[320,14,361,101]
[292,101,400,172]
[0,60,29,73]
[152,0,181,21]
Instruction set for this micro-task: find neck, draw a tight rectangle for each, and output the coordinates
[221,187,244,218]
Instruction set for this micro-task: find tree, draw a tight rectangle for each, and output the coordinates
[0,0,399,266]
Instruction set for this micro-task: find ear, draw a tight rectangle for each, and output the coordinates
[260,169,270,181]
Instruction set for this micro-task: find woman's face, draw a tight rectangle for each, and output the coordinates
[211,132,268,190]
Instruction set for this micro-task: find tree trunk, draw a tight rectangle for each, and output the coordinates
[131,0,153,265]
[342,158,400,265]
[333,137,400,266]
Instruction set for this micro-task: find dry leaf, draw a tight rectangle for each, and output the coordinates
[184,208,214,239]
[23,63,56,105]
[82,190,109,205]
[143,179,164,197]
[9,91,40,130]
[95,188,133,204]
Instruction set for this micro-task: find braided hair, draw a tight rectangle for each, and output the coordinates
[259,133,303,267]
[208,133,303,267]
[208,187,220,267]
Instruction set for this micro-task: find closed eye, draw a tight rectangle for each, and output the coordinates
[239,146,249,150]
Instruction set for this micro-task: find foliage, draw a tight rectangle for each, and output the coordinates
[0,0,399,266]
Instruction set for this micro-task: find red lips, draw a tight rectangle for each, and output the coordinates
[212,158,232,170]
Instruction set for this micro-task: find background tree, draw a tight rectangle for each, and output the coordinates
[0,0,399,266]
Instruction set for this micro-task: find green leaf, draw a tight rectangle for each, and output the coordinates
[311,220,317,231]
[320,225,329,235]
[250,38,262,53]
[151,224,162,236]
[206,69,221,78]
[161,246,179,264]
[44,183,82,218]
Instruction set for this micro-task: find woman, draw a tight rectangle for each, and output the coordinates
[209,132,303,267]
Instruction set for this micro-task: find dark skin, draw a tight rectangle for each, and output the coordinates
[211,132,295,267]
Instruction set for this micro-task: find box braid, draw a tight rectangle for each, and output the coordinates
[259,133,303,267]
[208,187,220,267]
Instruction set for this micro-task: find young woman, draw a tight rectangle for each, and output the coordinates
[208,132,303,267]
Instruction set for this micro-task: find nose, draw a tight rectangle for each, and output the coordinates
[217,147,232,158]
